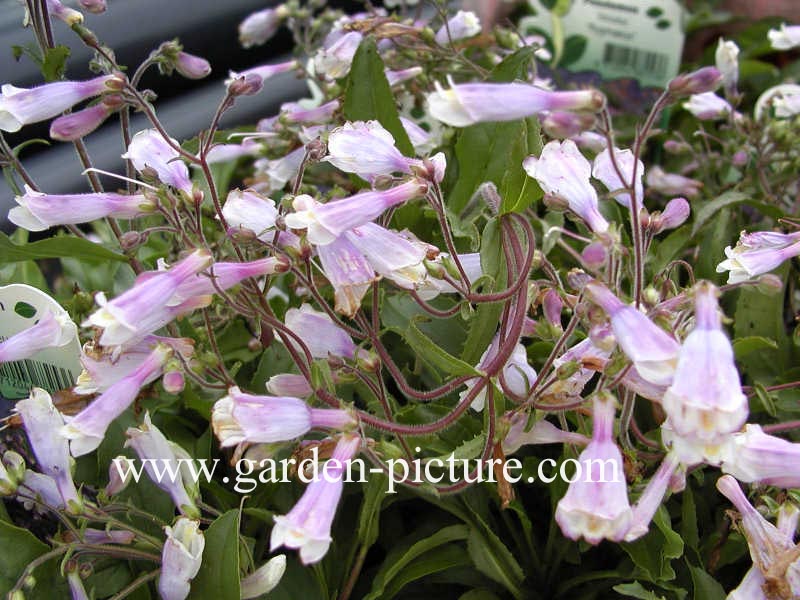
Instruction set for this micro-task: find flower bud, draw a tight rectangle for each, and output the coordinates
[241,555,286,599]
[581,242,606,269]
[650,197,690,234]
[667,67,722,97]
[541,111,596,139]
[731,150,748,167]
[162,370,185,394]
[175,52,211,80]
[663,140,690,155]
[227,74,263,97]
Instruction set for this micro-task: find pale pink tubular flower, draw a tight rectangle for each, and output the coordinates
[49,96,121,141]
[660,419,733,467]
[16,388,82,511]
[325,121,417,182]
[540,111,596,139]
[427,77,605,127]
[502,415,589,455]
[280,100,340,125]
[82,528,136,545]
[524,140,610,233]
[266,374,314,398]
[555,392,632,544]
[221,188,278,241]
[271,434,361,564]
[667,66,722,97]
[592,147,644,210]
[0,73,123,132]
[317,236,377,317]
[66,566,89,600]
[9,185,153,231]
[75,336,194,395]
[62,345,172,457]
[126,413,200,517]
[173,51,211,80]
[46,0,83,24]
[661,282,747,441]
[205,139,263,165]
[400,116,436,155]
[212,386,355,448]
[548,337,611,399]
[285,179,426,245]
[240,555,286,599]
[84,249,211,347]
[239,5,288,48]
[645,166,703,198]
[281,304,365,361]
[78,0,105,13]
[18,470,65,512]
[682,92,734,120]
[584,281,680,386]
[385,66,423,87]
[435,10,481,45]
[158,517,205,600]
[0,311,76,363]
[717,475,799,598]
[226,59,297,87]
[345,222,430,290]
[716,230,800,284]
[461,333,536,411]
[716,38,739,94]
[315,31,363,79]
[167,257,288,304]
[255,146,306,191]
[768,23,800,51]
[623,453,681,541]
[122,129,193,194]
[722,424,800,488]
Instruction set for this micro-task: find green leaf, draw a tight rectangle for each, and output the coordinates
[382,544,472,600]
[490,46,536,82]
[343,37,414,156]
[0,519,61,598]
[734,263,792,380]
[691,191,748,237]
[622,506,683,583]
[648,225,690,277]
[733,336,779,360]
[357,473,388,548]
[688,564,726,600]
[41,45,70,81]
[613,582,667,600]
[187,510,241,600]
[0,232,126,265]
[364,525,470,600]
[386,317,479,378]
[560,35,587,67]
[466,526,524,599]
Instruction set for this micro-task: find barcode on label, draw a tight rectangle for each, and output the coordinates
[602,43,668,79]
[0,358,75,394]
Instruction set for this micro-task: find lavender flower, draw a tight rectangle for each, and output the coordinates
[241,555,287,599]
[84,249,211,347]
[49,96,121,141]
[0,74,123,132]
[270,434,361,564]
[285,180,426,245]
[212,386,355,448]
[624,453,681,541]
[722,424,800,488]
[385,67,423,87]
[16,389,82,511]
[524,140,609,233]
[175,51,211,80]
[325,121,417,182]
[317,235,377,317]
[126,413,200,517]
[266,374,314,398]
[555,393,632,544]
[592,147,644,210]
[667,66,722,97]
[661,282,747,441]
[435,10,481,45]
[62,345,172,456]
[427,78,605,127]
[0,311,76,363]
[345,222,431,290]
[122,129,193,194]
[281,304,367,361]
[682,92,734,120]
[46,0,83,25]
[158,517,205,600]
[239,5,288,48]
[584,281,680,386]
[768,23,800,51]
[716,230,800,284]
[227,59,297,87]
[502,415,589,455]
[78,0,106,13]
[9,185,153,231]
[645,166,703,198]
[315,31,363,80]
[649,198,690,234]
[461,333,536,411]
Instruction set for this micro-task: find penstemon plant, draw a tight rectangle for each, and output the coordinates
[1,1,800,599]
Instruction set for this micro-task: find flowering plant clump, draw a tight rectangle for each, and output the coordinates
[1,1,800,599]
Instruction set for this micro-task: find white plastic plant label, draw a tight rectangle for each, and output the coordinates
[521,0,686,89]
[0,284,81,399]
